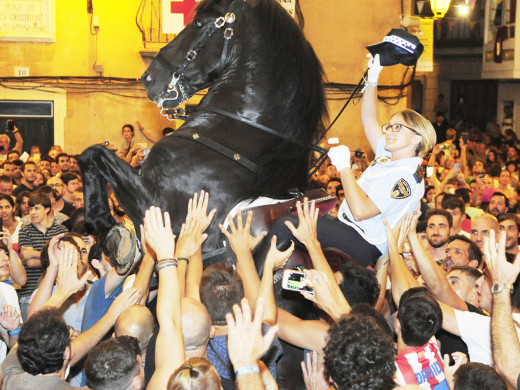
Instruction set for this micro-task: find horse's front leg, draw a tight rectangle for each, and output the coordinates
[79,145,152,273]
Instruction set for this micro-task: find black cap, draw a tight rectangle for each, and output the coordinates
[366,29,424,66]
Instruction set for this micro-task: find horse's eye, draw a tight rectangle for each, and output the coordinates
[195,19,203,27]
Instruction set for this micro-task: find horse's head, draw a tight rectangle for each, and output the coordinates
[141,0,241,111]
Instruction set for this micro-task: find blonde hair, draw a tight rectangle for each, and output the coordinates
[167,357,221,390]
[398,109,437,158]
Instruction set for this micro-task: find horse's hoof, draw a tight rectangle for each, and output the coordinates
[105,224,137,274]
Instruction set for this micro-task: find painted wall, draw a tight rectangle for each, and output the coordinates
[0,0,409,156]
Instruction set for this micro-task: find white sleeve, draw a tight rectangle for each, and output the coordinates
[454,309,493,365]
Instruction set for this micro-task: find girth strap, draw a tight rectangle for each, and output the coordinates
[172,131,258,173]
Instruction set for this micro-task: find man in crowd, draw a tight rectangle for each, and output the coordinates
[498,213,520,257]
[470,213,498,249]
[47,176,75,217]
[60,172,80,205]
[72,189,84,209]
[56,153,71,173]
[0,128,23,163]
[0,175,13,196]
[12,162,38,197]
[441,194,469,237]
[488,192,509,217]
[425,209,453,265]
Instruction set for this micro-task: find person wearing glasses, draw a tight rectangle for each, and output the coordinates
[323,54,436,265]
[254,55,436,268]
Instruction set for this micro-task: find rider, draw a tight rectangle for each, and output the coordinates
[256,54,436,267]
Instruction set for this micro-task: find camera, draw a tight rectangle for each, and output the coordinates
[6,119,14,131]
[354,149,363,159]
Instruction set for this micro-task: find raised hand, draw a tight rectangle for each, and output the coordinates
[265,235,294,271]
[144,206,175,261]
[176,191,216,258]
[484,230,520,284]
[226,297,278,369]
[220,210,266,256]
[0,305,20,332]
[56,245,92,297]
[301,350,330,390]
[284,198,319,248]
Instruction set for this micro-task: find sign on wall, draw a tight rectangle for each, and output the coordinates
[162,0,295,35]
[0,0,55,42]
[416,18,433,72]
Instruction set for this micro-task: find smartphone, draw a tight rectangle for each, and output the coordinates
[425,166,434,178]
[6,120,14,131]
[461,132,468,144]
[454,163,459,169]
[281,269,315,294]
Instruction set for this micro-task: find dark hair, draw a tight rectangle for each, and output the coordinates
[491,191,510,209]
[324,313,396,390]
[337,262,380,307]
[441,194,465,214]
[60,172,78,185]
[122,124,135,135]
[397,288,442,347]
[41,156,55,164]
[34,185,57,200]
[416,220,427,233]
[163,127,175,136]
[425,208,453,228]
[200,263,244,325]
[17,308,69,375]
[0,193,14,208]
[497,212,519,228]
[0,175,11,184]
[56,153,69,162]
[506,160,518,172]
[448,265,483,282]
[12,159,23,168]
[85,336,141,390]
[351,303,393,337]
[447,234,483,267]
[28,192,51,211]
[15,190,31,218]
[454,188,471,204]
[21,161,37,172]
[454,362,507,390]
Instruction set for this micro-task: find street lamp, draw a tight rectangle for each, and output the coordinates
[430,0,452,18]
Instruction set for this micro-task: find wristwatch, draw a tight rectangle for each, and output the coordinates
[491,282,514,295]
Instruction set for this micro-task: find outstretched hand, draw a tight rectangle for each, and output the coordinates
[0,305,20,332]
[226,297,278,369]
[144,206,175,261]
[56,245,92,297]
[367,53,383,83]
[265,235,294,271]
[284,198,319,248]
[176,191,216,259]
[220,210,266,257]
[484,230,520,284]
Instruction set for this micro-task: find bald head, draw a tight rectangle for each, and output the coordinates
[470,213,499,248]
[114,305,154,352]
[181,297,211,352]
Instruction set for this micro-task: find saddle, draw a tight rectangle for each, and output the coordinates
[228,188,360,276]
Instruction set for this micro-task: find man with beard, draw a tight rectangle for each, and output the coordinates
[497,213,519,256]
[488,192,509,217]
[12,162,37,197]
[425,209,453,265]
[47,176,75,217]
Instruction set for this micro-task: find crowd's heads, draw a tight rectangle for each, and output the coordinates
[324,313,396,390]
[167,357,221,390]
[336,262,380,307]
[445,235,482,269]
[396,288,442,347]
[85,336,144,390]
[115,305,155,354]
[17,308,70,375]
[453,362,507,390]
[181,298,212,356]
[200,263,244,325]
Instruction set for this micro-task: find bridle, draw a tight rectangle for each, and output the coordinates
[153,0,242,117]
[150,0,329,175]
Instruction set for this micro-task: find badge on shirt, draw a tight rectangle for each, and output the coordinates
[391,179,411,199]
[375,156,391,165]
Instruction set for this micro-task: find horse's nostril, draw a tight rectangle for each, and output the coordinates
[141,73,153,87]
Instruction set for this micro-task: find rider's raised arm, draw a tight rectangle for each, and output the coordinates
[361,54,384,153]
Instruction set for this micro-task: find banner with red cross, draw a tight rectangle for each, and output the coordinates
[162,0,201,35]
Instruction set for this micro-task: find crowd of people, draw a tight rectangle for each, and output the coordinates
[0,53,520,390]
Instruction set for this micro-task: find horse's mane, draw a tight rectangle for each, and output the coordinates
[198,0,328,196]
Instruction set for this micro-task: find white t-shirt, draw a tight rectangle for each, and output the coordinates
[339,136,424,255]
[0,282,22,364]
[455,309,520,366]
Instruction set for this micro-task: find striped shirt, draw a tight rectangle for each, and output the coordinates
[18,222,68,297]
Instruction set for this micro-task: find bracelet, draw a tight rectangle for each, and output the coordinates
[155,258,178,272]
[365,81,378,87]
[177,257,190,264]
[235,365,260,377]
[156,262,178,272]
[8,325,21,336]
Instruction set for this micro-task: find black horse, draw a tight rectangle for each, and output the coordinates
[79,0,327,388]
[79,0,327,268]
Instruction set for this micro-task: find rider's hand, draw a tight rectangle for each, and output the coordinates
[367,53,383,84]
[328,145,351,172]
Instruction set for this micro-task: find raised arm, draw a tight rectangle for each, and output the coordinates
[284,199,335,281]
[405,213,468,311]
[486,230,520,388]
[360,54,384,152]
[2,228,26,286]
[145,206,185,390]
[136,121,161,144]
[10,126,23,154]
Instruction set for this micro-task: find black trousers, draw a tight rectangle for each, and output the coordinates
[264,214,382,267]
